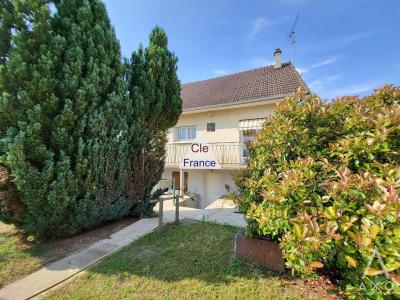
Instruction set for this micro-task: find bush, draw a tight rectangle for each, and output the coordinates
[236,85,400,298]
[0,0,132,238]
[124,27,181,214]
[0,1,181,238]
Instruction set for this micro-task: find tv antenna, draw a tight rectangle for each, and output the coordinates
[288,14,299,66]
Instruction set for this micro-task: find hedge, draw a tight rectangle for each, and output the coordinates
[236,85,400,298]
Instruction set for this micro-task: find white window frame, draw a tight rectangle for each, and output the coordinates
[175,126,196,142]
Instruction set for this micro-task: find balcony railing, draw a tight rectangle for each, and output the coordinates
[165,142,244,168]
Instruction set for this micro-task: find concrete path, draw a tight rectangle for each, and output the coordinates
[0,219,159,300]
[0,199,245,300]
[158,198,246,227]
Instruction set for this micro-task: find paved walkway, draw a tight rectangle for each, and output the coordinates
[0,199,245,300]
[159,198,246,227]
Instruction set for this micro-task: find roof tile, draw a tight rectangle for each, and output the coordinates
[181,62,307,111]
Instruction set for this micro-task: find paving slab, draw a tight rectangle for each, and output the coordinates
[159,198,246,227]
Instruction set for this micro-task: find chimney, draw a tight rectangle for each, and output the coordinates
[274,48,282,69]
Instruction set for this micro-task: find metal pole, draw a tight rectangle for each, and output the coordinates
[179,169,184,198]
[175,192,179,225]
[172,178,176,205]
[158,197,163,230]
[175,174,180,225]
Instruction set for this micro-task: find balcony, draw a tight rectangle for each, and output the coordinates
[165,142,244,169]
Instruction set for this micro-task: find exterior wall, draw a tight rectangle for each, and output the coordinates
[167,102,276,145]
[161,168,238,208]
[161,101,278,208]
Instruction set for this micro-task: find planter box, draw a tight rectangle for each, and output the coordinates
[234,230,285,272]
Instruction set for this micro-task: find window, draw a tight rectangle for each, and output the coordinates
[176,126,196,141]
[242,129,257,160]
[207,122,215,132]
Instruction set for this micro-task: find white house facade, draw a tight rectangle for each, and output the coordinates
[159,49,307,208]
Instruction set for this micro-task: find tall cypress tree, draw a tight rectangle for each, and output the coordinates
[0,3,181,237]
[50,0,131,234]
[144,27,182,129]
[125,26,182,213]
[0,0,13,65]
[0,0,64,230]
[0,0,132,237]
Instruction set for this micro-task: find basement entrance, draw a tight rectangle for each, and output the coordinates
[172,171,188,192]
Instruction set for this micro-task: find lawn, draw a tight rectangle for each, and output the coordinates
[0,218,137,288]
[45,222,334,300]
[0,222,50,288]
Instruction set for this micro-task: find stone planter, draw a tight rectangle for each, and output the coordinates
[234,230,285,272]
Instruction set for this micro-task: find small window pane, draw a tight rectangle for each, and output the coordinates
[207,123,215,132]
[188,127,196,139]
[177,127,186,141]
[243,130,256,142]
[176,126,196,141]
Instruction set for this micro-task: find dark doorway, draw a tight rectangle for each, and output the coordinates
[172,171,188,192]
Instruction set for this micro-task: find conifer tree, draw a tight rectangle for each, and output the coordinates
[125,26,182,213]
[49,0,131,234]
[0,0,13,65]
[0,0,132,237]
[0,3,181,237]
[0,0,63,231]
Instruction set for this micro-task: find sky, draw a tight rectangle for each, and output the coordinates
[103,0,400,99]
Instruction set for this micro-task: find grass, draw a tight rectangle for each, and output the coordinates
[0,222,50,288]
[45,222,329,300]
[0,217,138,289]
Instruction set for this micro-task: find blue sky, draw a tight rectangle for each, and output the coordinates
[103,0,400,99]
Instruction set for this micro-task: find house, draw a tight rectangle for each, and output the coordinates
[160,49,307,208]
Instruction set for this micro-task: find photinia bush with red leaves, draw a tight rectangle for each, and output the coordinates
[236,85,400,298]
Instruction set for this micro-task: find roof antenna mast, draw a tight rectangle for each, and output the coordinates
[288,14,299,67]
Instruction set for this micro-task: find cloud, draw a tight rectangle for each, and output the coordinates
[310,58,338,69]
[249,57,274,68]
[305,31,374,52]
[213,69,229,76]
[319,81,383,99]
[333,32,374,47]
[332,81,381,97]
[296,57,338,74]
[248,17,275,42]
[309,75,341,90]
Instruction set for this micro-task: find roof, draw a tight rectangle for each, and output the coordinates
[181,62,307,111]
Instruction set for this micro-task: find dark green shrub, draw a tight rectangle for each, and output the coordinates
[0,0,131,238]
[0,1,181,238]
[124,27,181,213]
[236,85,400,298]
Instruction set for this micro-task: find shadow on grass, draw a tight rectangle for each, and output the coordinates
[86,222,294,285]
[0,216,137,288]
[43,222,335,300]
[0,225,51,288]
